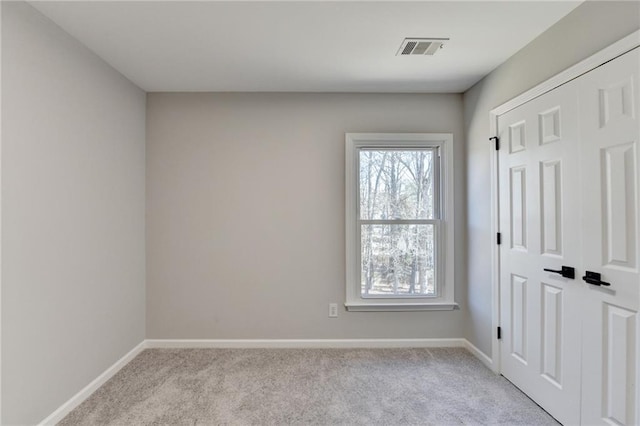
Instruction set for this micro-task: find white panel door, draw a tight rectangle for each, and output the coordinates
[579,48,640,426]
[498,78,583,426]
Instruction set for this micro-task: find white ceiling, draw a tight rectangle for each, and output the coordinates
[30,1,582,93]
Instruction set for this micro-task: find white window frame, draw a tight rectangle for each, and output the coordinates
[345,133,457,311]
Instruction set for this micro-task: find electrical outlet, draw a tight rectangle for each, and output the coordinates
[328,303,338,318]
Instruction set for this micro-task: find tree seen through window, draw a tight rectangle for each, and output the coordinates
[359,149,437,296]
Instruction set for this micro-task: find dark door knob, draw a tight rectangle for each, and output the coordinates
[582,271,610,286]
[543,266,575,279]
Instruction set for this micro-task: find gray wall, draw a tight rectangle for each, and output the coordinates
[463,1,640,356]
[1,2,146,424]
[146,93,466,339]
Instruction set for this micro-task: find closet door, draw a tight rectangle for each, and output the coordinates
[579,48,640,426]
[498,78,582,426]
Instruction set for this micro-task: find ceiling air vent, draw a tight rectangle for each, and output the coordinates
[397,38,448,56]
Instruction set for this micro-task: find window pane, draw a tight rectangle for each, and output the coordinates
[361,224,436,296]
[359,150,435,220]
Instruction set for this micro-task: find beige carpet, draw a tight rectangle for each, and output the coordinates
[59,347,558,425]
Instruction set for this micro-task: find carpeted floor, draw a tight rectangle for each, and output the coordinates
[59,347,558,425]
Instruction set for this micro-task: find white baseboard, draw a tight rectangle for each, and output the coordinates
[38,340,147,426]
[463,339,494,371]
[147,338,494,369]
[144,338,468,349]
[38,338,494,424]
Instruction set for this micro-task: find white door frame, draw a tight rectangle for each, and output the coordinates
[489,29,640,374]
[1,2,4,421]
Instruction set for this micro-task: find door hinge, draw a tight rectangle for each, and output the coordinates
[490,136,500,151]
[497,232,502,245]
[497,326,502,340]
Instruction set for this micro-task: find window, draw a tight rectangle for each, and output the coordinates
[345,133,456,311]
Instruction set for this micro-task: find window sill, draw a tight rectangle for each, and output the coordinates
[344,302,459,312]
